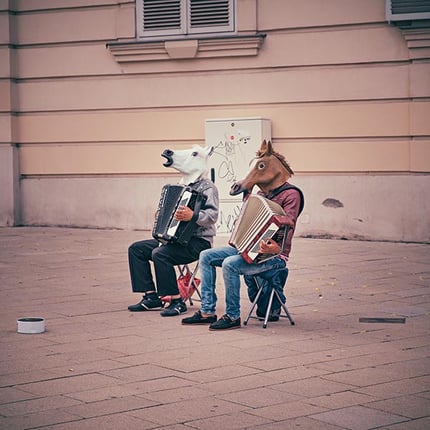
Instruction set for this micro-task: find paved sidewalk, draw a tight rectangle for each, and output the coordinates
[0,227,429,430]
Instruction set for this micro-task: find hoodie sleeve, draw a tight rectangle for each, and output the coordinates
[196,181,219,227]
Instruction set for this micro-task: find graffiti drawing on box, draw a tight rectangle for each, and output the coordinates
[209,124,253,234]
[213,127,251,186]
[206,118,271,235]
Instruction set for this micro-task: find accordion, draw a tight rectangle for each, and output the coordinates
[152,184,207,246]
[229,194,287,263]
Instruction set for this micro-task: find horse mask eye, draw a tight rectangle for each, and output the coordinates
[257,162,265,170]
[192,151,198,157]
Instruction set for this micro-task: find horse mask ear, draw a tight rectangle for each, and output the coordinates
[257,139,273,157]
[206,145,214,157]
[266,140,274,155]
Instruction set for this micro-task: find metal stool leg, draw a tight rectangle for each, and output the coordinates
[243,277,264,326]
[262,288,275,328]
[187,261,201,304]
[274,288,295,326]
[177,262,200,305]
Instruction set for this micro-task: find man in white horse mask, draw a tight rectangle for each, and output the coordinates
[128,145,219,317]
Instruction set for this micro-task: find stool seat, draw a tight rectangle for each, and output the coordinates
[243,267,295,328]
[177,262,201,305]
[161,262,201,305]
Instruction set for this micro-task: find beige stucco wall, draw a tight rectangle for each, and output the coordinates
[1,0,429,242]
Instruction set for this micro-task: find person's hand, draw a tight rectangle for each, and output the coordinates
[174,205,193,222]
[259,238,280,254]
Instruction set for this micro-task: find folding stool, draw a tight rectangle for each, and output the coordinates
[176,261,201,305]
[243,268,295,329]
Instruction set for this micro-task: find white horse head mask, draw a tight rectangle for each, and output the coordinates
[161,144,214,184]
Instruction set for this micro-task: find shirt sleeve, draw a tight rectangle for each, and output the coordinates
[196,182,219,227]
[273,189,302,259]
[278,189,301,226]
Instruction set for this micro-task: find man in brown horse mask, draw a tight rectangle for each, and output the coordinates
[182,140,304,330]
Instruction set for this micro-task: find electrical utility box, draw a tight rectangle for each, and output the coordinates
[205,117,272,235]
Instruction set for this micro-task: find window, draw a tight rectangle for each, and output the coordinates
[386,0,430,22]
[108,0,264,63]
[136,0,235,39]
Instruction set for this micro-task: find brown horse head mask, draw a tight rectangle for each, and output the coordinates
[229,140,294,197]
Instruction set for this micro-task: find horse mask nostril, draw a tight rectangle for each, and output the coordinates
[230,183,241,195]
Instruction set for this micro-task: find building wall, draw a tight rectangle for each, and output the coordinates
[1,0,429,242]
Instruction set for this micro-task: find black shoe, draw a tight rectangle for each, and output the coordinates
[209,314,241,331]
[269,308,281,322]
[257,307,280,322]
[128,295,163,312]
[160,299,187,317]
[182,311,217,325]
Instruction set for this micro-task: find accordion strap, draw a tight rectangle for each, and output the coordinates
[188,178,213,194]
[267,183,304,216]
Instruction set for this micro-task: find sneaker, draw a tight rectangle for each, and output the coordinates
[160,299,187,317]
[182,311,217,325]
[209,314,241,331]
[128,294,163,312]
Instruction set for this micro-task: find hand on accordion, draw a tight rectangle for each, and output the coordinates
[259,238,280,255]
[174,205,193,222]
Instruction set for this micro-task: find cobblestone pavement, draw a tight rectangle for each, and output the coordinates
[0,227,429,430]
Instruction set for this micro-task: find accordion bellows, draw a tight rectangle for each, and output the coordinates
[229,194,286,263]
[152,184,206,246]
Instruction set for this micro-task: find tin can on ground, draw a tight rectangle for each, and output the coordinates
[17,317,45,334]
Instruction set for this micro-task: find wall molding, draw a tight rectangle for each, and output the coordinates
[401,27,430,60]
[107,34,266,63]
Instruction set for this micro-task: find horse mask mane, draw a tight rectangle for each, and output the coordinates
[256,140,294,177]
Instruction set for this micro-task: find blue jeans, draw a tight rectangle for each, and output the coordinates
[199,246,287,320]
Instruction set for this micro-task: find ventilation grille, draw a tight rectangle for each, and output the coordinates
[190,0,230,28]
[143,0,182,31]
[387,0,430,21]
[138,0,234,37]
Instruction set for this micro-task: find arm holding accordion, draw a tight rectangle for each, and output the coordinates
[229,195,296,264]
[258,214,294,252]
[152,181,219,246]
[173,205,194,222]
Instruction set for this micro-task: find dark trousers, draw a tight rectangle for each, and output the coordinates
[128,237,210,297]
